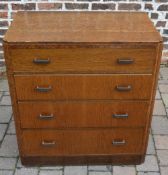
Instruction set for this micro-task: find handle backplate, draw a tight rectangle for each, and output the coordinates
[41,140,56,147]
[39,113,54,120]
[116,85,132,91]
[117,58,134,65]
[35,86,52,92]
[112,139,126,146]
[33,58,50,64]
[113,113,128,119]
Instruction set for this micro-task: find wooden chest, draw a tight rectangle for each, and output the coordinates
[3,12,162,165]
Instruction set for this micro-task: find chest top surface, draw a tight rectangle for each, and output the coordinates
[4,11,162,44]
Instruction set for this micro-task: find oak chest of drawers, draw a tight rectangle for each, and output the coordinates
[3,12,162,165]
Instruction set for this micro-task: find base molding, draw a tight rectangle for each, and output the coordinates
[21,154,145,166]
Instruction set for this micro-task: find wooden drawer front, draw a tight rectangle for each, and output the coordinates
[11,48,156,73]
[21,129,143,156]
[19,101,149,128]
[14,75,152,100]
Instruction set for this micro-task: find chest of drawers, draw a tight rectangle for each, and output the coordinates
[3,12,162,166]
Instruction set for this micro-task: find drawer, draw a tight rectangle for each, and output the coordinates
[15,74,153,100]
[10,48,156,73]
[19,101,149,128]
[21,128,144,156]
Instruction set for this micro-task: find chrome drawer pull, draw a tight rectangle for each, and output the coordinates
[41,141,56,147]
[117,58,134,64]
[33,58,50,64]
[116,85,132,91]
[113,113,128,119]
[112,140,126,146]
[39,113,54,120]
[35,86,52,92]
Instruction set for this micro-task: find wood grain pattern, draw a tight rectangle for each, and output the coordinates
[19,101,149,128]
[6,42,158,49]
[4,12,162,43]
[21,128,144,156]
[141,43,163,156]
[10,48,156,73]
[14,74,153,100]
[3,12,163,165]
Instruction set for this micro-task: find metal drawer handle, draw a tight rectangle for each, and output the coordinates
[35,86,52,92]
[116,85,132,91]
[41,140,56,147]
[33,58,50,64]
[113,113,128,119]
[117,58,134,64]
[112,139,126,146]
[39,113,54,120]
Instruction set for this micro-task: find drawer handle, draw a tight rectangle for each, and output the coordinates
[35,86,52,92]
[113,113,128,119]
[116,85,132,91]
[33,58,50,64]
[112,139,126,146]
[117,58,134,64]
[39,113,54,120]
[41,140,56,147]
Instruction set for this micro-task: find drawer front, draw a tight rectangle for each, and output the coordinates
[19,101,149,128]
[14,75,152,100]
[11,48,156,73]
[21,128,144,156]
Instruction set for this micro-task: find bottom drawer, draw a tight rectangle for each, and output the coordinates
[21,129,144,156]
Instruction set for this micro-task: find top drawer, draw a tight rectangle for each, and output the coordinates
[10,48,156,73]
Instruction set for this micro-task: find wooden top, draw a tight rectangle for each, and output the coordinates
[4,11,162,44]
